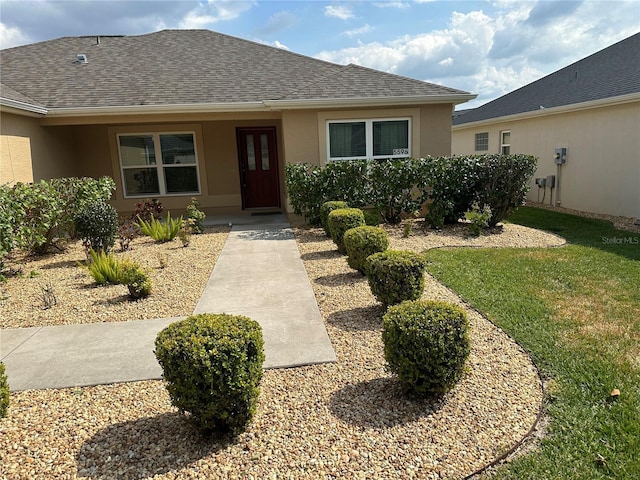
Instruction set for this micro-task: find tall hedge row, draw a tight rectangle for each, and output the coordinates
[285,154,537,227]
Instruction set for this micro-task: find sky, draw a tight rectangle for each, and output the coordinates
[1,0,639,108]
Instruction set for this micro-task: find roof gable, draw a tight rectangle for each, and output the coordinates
[454,32,640,125]
[1,29,471,111]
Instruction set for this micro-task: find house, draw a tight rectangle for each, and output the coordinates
[452,33,640,220]
[1,29,474,216]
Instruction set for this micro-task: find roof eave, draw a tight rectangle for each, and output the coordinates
[453,92,640,129]
[45,102,268,117]
[266,94,477,110]
[0,97,48,116]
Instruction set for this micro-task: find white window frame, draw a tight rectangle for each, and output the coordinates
[500,130,511,155]
[475,132,489,151]
[117,131,201,198]
[326,117,411,162]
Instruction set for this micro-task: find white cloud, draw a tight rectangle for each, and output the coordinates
[179,0,256,29]
[272,40,290,50]
[373,1,410,8]
[343,24,374,38]
[324,5,354,20]
[0,22,30,49]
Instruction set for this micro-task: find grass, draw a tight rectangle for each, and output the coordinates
[424,207,639,479]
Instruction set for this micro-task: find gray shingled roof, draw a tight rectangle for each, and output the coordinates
[0,29,470,110]
[454,32,640,125]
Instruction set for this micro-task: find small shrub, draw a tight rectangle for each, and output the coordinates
[74,201,118,253]
[383,300,470,396]
[365,250,426,307]
[0,361,9,418]
[82,250,138,286]
[40,282,57,309]
[121,264,152,299]
[133,198,163,224]
[179,220,193,247]
[155,314,265,434]
[320,201,348,236]
[118,219,137,252]
[464,202,492,236]
[327,208,365,254]
[137,212,183,243]
[343,226,389,274]
[186,198,206,234]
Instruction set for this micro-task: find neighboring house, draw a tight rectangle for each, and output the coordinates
[452,33,640,220]
[0,30,474,216]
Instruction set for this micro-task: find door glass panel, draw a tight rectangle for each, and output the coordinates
[260,134,270,171]
[122,167,160,195]
[246,135,256,171]
[160,134,196,165]
[119,135,156,166]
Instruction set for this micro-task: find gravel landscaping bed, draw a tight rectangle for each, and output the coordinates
[1,221,562,479]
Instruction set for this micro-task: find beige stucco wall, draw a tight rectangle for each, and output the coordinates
[0,111,77,184]
[452,100,640,219]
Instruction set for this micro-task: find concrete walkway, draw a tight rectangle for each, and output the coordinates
[0,217,336,391]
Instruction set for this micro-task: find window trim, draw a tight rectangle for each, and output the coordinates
[475,132,489,151]
[500,130,511,155]
[117,131,202,199]
[326,117,411,162]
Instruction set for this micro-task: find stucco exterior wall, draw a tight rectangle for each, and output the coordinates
[452,100,640,219]
[0,112,77,184]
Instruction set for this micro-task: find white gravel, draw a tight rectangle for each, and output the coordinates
[0,221,563,479]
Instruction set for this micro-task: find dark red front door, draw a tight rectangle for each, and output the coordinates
[237,127,281,209]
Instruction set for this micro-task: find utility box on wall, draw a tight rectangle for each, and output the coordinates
[554,147,567,164]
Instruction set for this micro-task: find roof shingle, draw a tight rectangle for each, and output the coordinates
[1,29,470,110]
[453,32,640,125]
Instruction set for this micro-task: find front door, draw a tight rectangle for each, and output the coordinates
[237,127,281,209]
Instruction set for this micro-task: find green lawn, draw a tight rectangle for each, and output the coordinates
[425,207,639,479]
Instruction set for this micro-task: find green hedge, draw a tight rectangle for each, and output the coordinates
[0,362,9,418]
[365,250,426,307]
[383,300,470,396]
[155,313,265,434]
[284,155,536,227]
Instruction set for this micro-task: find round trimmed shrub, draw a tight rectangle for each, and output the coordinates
[0,361,9,418]
[121,265,153,299]
[365,250,426,307]
[328,208,365,254]
[155,314,265,434]
[383,300,470,396]
[74,200,118,252]
[343,226,389,274]
[320,201,349,236]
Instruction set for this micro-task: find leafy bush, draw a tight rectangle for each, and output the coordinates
[368,158,431,224]
[137,212,183,242]
[0,361,9,418]
[155,313,265,434]
[320,201,348,236]
[343,226,389,274]
[383,300,470,396]
[363,209,383,226]
[365,250,426,307]
[118,219,137,252]
[1,177,115,255]
[426,155,536,228]
[327,208,365,254]
[133,198,163,224]
[465,202,492,236]
[74,201,118,252]
[121,265,153,299]
[186,197,206,234]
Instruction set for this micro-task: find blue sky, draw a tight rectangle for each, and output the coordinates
[1,0,638,108]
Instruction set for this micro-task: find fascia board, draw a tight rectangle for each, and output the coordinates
[0,97,48,116]
[45,102,268,117]
[266,94,477,110]
[453,92,640,130]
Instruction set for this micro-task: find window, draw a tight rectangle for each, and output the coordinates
[475,132,488,151]
[500,131,511,155]
[118,132,200,197]
[327,118,410,161]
